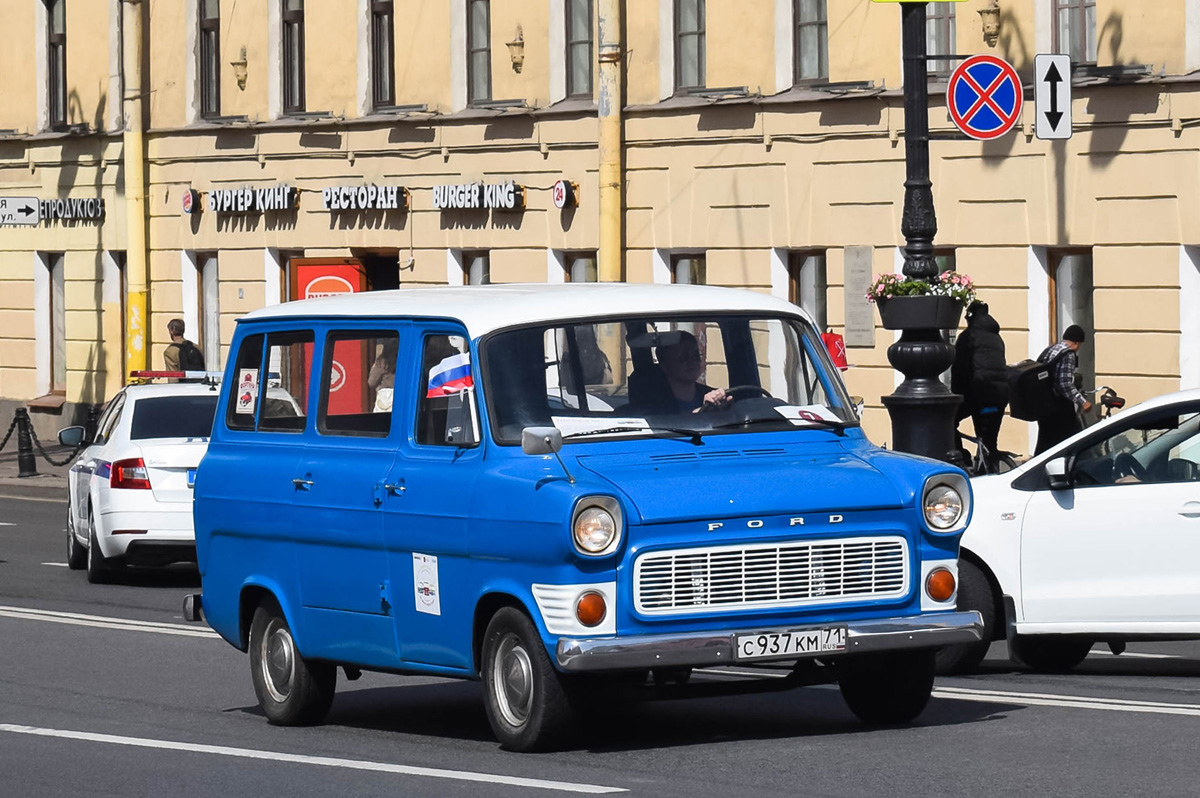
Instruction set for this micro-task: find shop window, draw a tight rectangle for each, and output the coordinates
[226,334,264,431]
[200,0,221,118]
[464,251,490,285]
[283,0,306,113]
[926,3,956,79]
[372,0,395,108]
[671,254,706,285]
[417,334,479,446]
[468,0,491,104]
[1055,0,1096,64]
[47,0,66,129]
[318,331,399,436]
[566,0,593,98]
[794,0,827,84]
[788,251,827,332]
[675,0,705,92]
[565,252,598,283]
[259,330,314,432]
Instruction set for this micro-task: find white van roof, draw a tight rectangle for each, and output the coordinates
[240,283,812,337]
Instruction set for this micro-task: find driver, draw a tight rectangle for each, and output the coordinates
[656,332,731,413]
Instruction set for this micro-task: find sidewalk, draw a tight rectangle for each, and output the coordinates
[0,444,72,501]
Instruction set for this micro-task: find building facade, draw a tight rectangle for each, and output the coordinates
[1,0,1198,453]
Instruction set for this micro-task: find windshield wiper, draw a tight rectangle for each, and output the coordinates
[562,425,706,445]
[712,416,849,436]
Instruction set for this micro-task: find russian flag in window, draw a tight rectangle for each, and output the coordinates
[426,353,474,397]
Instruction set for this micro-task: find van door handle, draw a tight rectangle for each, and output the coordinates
[384,482,406,496]
[292,477,314,490]
[1181,501,1200,518]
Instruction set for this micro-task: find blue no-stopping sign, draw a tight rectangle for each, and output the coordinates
[947,54,1022,141]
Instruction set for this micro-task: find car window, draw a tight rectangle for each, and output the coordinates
[259,331,314,432]
[226,334,265,431]
[1072,406,1200,486]
[318,330,399,437]
[416,334,479,447]
[130,395,219,440]
[93,394,125,445]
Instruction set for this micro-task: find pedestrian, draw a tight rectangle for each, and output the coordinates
[164,318,207,373]
[368,338,398,413]
[951,301,1008,470]
[1034,324,1092,455]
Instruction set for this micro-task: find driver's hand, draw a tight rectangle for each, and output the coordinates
[699,388,731,411]
[1082,399,1094,412]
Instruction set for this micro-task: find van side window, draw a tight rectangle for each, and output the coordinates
[318,331,399,437]
[225,334,264,431]
[259,331,314,432]
[416,334,479,446]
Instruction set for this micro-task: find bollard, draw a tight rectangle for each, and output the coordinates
[15,408,38,478]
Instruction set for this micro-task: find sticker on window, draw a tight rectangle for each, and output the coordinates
[413,553,441,616]
[235,369,259,415]
[775,404,841,426]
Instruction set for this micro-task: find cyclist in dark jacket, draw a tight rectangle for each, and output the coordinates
[951,302,1009,470]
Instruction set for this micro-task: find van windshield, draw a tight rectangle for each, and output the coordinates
[482,315,857,445]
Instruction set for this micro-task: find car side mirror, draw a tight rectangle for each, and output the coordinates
[57,426,87,447]
[1044,456,1072,490]
[521,426,563,456]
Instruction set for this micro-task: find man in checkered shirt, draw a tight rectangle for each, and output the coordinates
[1034,324,1093,454]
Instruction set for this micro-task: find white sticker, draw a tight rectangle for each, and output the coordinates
[412,553,441,616]
[774,404,842,426]
[235,369,259,415]
[550,416,650,437]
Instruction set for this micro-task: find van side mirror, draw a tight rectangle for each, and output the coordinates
[850,396,865,418]
[521,426,563,456]
[57,426,87,447]
[1044,456,1072,490]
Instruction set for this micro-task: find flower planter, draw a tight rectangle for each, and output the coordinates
[876,295,964,331]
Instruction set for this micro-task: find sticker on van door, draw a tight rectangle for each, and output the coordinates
[413,553,441,616]
[236,369,259,414]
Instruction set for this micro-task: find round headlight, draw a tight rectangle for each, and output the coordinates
[574,506,617,553]
[924,484,964,530]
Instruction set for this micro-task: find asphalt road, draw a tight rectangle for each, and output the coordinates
[2,494,1199,797]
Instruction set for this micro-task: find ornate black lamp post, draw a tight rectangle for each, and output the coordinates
[879,1,963,462]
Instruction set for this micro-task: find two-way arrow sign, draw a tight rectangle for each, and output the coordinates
[1035,54,1072,140]
[0,196,41,226]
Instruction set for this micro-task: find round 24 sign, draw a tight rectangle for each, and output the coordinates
[947,54,1022,141]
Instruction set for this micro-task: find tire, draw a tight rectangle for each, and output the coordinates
[1009,635,1093,673]
[249,601,336,726]
[838,649,936,725]
[480,607,574,752]
[85,507,111,584]
[66,504,85,570]
[935,560,994,675]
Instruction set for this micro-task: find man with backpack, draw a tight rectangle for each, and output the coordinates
[164,318,207,374]
[1034,324,1092,454]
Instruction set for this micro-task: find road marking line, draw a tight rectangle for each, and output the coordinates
[0,724,625,794]
[934,686,1200,717]
[694,668,789,679]
[0,494,64,504]
[0,521,16,526]
[41,562,68,567]
[0,605,219,639]
[1090,649,1184,660]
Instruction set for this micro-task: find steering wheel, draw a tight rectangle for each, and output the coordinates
[724,385,772,400]
[1112,452,1148,483]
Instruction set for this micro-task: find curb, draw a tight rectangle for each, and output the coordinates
[0,479,67,502]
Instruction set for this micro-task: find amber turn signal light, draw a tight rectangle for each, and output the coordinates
[575,591,607,627]
[926,568,956,602]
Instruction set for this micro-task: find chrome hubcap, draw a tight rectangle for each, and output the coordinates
[260,621,296,703]
[492,633,534,727]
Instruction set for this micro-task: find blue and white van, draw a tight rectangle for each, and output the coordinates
[188,283,982,751]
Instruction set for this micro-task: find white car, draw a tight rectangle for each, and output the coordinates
[60,381,220,583]
[938,388,1200,674]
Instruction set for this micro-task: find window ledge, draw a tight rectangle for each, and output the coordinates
[28,393,67,412]
[532,97,598,117]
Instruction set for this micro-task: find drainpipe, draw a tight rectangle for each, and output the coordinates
[597,0,624,282]
[122,0,149,375]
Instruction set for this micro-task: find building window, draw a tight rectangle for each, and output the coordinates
[467,0,491,104]
[49,253,66,392]
[675,0,705,92]
[283,0,306,113]
[464,251,490,285]
[671,254,706,285]
[565,252,598,283]
[199,254,220,370]
[788,251,827,332]
[926,3,956,79]
[371,0,395,108]
[200,0,221,118]
[47,0,67,129]
[566,0,593,98]
[1050,250,1095,394]
[794,0,827,84]
[1054,0,1096,64]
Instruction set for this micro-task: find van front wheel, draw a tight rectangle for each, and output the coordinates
[249,603,336,726]
[481,607,573,752]
[838,649,936,725]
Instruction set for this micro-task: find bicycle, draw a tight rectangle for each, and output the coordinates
[957,431,1020,477]
[1081,385,1126,428]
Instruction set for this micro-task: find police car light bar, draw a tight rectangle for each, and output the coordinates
[129,370,223,382]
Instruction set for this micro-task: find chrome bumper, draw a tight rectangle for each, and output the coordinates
[556,610,983,672]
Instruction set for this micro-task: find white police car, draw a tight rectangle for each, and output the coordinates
[60,375,220,582]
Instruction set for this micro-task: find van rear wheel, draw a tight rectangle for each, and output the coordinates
[249,602,336,726]
[481,607,574,752]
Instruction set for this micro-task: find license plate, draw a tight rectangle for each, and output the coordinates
[187,469,196,489]
[735,626,847,662]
